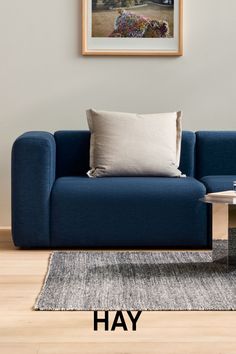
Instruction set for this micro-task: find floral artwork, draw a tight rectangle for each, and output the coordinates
[109,10,169,38]
[92,1,174,38]
[82,0,183,56]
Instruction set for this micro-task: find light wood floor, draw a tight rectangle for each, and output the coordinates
[1,207,236,354]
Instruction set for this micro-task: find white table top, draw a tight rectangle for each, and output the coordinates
[200,196,236,205]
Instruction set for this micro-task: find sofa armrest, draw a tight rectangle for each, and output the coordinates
[12,132,56,247]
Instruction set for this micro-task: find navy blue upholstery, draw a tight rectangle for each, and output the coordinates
[196,131,236,178]
[55,131,90,177]
[12,132,56,247]
[54,131,196,177]
[51,177,209,248]
[200,176,236,193]
[179,131,196,177]
[14,129,236,249]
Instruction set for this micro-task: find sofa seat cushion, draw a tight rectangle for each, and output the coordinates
[201,175,236,193]
[50,176,208,248]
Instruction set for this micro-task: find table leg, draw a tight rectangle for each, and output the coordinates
[228,205,236,267]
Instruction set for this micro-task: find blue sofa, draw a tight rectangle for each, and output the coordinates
[11,131,236,249]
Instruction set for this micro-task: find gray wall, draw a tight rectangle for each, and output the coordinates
[1,0,236,226]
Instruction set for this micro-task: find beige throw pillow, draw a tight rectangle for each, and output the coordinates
[87,109,183,178]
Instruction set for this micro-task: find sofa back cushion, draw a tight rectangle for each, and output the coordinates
[54,130,196,177]
[196,131,236,178]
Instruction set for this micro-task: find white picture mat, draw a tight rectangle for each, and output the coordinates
[86,1,179,52]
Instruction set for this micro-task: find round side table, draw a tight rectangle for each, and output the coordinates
[201,196,236,268]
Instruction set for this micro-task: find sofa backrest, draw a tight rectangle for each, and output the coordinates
[55,131,90,177]
[196,131,236,178]
[179,131,196,177]
[54,130,196,177]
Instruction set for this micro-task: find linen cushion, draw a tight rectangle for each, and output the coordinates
[87,109,183,177]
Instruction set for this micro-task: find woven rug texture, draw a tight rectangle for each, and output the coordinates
[35,241,236,311]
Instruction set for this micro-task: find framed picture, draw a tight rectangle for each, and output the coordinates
[82,0,183,56]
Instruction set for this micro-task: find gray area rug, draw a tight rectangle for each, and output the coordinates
[35,241,236,311]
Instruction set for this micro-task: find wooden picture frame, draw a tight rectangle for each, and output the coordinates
[82,0,183,56]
